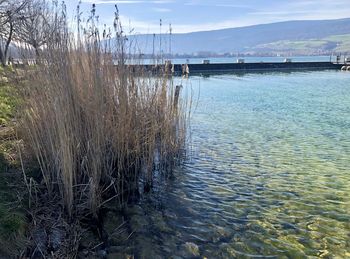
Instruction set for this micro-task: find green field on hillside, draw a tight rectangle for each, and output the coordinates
[254,34,350,54]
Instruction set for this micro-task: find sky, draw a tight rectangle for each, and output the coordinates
[65,0,350,34]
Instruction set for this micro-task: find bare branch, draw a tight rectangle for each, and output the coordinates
[0,0,29,65]
[15,0,51,57]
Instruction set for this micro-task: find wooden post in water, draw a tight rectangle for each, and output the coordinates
[174,85,182,110]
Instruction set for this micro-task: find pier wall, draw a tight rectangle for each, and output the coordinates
[136,62,344,74]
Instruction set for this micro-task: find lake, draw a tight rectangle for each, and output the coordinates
[109,70,350,258]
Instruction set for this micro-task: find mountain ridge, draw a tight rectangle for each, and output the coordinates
[129,18,350,55]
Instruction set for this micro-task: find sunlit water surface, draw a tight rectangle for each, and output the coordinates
[112,71,350,258]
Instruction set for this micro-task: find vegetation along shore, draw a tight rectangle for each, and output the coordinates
[2,0,349,258]
[0,0,189,257]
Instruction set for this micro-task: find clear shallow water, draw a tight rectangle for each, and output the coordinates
[112,71,350,258]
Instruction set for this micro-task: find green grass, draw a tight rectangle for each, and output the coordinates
[0,180,27,256]
[324,34,350,52]
[0,78,19,126]
[254,34,350,53]
[0,74,27,257]
[256,39,329,51]
[325,34,350,42]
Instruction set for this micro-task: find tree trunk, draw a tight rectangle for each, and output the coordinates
[0,45,6,66]
[34,45,41,64]
[0,47,4,66]
[1,18,13,66]
[35,46,39,58]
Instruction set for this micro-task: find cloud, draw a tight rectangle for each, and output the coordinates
[184,1,250,9]
[118,15,258,34]
[248,0,350,22]
[152,0,174,3]
[153,7,171,12]
[118,15,161,34]
[82,0,142,4]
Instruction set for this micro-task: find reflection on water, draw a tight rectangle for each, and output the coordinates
[110,71,350,258]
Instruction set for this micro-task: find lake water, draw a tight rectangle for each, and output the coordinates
[110,70,350,258]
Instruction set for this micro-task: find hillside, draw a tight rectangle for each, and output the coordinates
[130,18,350,55]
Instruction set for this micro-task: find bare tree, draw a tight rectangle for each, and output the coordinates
[0,0,10,64]
[15,0,50,58]
[0,0,28,66]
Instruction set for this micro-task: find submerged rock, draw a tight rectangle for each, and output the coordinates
[50,228,65,252]
[182,242,200,257]
[212,226,231,243]
[32,227,48,256]
[150,213,172,233]
[135,236,163,258]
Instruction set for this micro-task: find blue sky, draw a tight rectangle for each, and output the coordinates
[65,0,350,34]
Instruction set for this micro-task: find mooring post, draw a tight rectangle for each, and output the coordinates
[174,85,182,110]
[186,64,190,74]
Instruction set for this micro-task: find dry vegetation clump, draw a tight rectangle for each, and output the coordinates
[18,3,188,224]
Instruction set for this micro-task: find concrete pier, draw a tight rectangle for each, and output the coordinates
[133,62,344,75]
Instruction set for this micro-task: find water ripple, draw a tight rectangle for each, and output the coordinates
[117,71,350,258]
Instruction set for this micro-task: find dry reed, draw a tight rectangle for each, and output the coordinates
[18,3,188,220]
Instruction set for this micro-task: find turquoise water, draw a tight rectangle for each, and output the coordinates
[112,70,350,258]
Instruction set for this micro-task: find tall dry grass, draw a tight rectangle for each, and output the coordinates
[18,4,188,219]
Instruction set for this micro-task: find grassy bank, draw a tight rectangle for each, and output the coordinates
[0,68,18,126]
[0,69,27,257]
